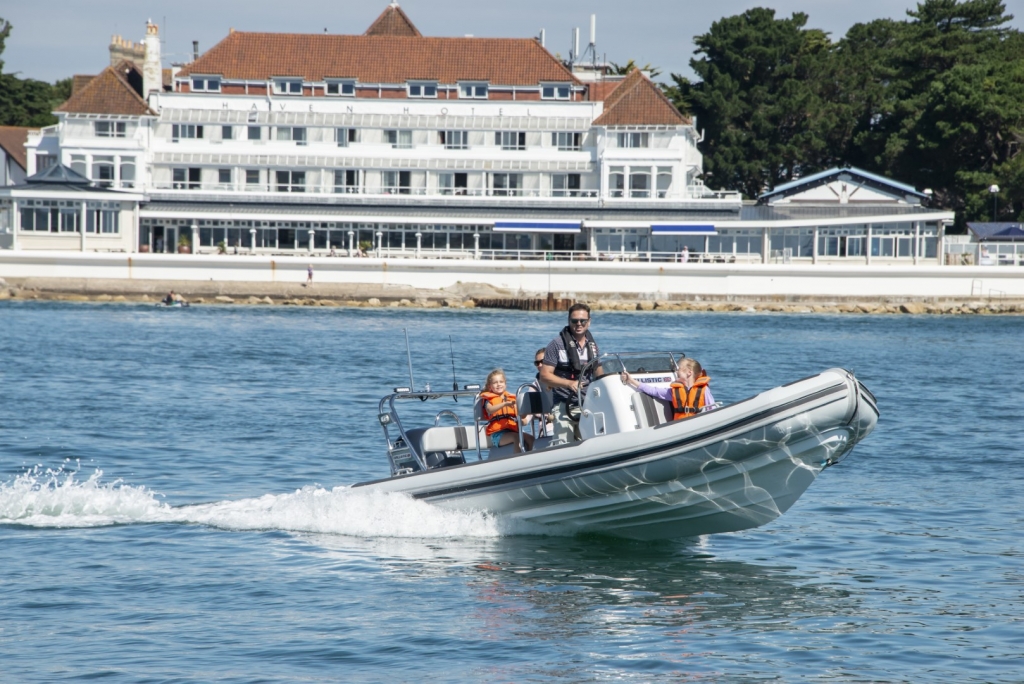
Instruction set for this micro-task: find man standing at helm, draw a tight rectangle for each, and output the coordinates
[540,302,600,445]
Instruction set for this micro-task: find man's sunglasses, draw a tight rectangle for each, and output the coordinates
[569,318,590,325]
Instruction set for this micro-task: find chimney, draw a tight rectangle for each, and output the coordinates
[192,40,199,62]
[143,20,161,97]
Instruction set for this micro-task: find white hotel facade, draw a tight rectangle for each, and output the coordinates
[2,5,952,264]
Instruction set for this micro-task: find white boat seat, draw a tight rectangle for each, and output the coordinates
[419,425,484,453]
[632,392,673,429]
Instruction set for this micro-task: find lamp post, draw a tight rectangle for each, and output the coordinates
[989,184,1000,222]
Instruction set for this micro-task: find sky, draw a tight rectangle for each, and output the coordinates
[3,0,1024,84]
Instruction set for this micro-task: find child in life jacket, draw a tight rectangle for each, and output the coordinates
[621,357,715,420]
[481,369,534,452]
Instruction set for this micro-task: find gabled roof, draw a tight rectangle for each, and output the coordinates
[179,33,577,85]
[591,69,688,126]
[57,61,155,116]
[0,126,31,171]
[587,80,623,102]
[365,3,422,37]
[760,166,927,203]
[71,74,96,96]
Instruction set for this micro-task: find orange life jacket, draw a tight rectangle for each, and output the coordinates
[670,374,710,421]
[481,391,519,435]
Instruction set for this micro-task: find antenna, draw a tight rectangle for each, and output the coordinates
[449,336,459,399]
[539,28,545,48]
[403,328,416,390]
[571,27,579,65]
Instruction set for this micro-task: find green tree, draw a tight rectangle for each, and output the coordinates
[0,16,64,127]
[681,8,836,198]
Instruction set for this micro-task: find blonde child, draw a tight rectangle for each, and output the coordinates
[481,369,533,452]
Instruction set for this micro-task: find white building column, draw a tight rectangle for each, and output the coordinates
[11,199,18,251]
[249,228,257,254]
[376,231,383,257]
[913,222,920,265]
[938,221,947,265]
[191,223,199,254]
[762,227,769,264]
[80,201,87,252]
[866,225,872,265]
[307,229,315,254]
[347,230,354,257]
[812,226,819,265]
[415,231,422,257]
[473,233,480,259]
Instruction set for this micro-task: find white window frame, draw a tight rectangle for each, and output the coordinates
[552,132,581,151]
[333,169,361,194]
[492,172,522,196]
[276,126,307,146]
[440,130,468,150]
[541,83,572,100]
[617,132,649,148]
[407,82,438,99]
[496,131,526,151]
[325,80,356,97]
[459,83,488,99]
[191,76,221,93]
[385,130,413,149]
[95,121,127,138]
[172,124,204,142]
[336,128,358,147]
[274,170,306,193]
[272,79,303,96]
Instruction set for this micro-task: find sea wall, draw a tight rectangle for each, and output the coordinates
[2,251,1023,300]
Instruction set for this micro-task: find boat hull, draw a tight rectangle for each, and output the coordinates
[357,369,878,540]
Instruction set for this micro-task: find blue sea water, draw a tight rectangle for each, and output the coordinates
[1,301,1021,682]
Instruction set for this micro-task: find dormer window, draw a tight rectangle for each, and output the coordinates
[191,76,221,92]
[541,83,571,100]
[459,83,488,99]
[326,80,356,96]
[408,82,438,98]
[273,79,303,95]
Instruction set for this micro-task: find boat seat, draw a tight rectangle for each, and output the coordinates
[632,392,673,429]
[419,425,484,453]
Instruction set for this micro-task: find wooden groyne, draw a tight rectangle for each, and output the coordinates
[474,294,575,311]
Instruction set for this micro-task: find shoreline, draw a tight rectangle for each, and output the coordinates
[2,277,1023,315]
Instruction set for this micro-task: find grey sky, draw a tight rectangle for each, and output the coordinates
[3,0,1023,84]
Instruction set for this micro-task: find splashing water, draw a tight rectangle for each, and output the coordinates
[0,466,542,538]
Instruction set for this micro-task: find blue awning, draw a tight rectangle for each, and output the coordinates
[651,223,717,235]
[493,220,581,233]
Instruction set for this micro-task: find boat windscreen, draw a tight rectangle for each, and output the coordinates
[596,353,679,376]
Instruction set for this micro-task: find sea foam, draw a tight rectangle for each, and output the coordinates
[0,466,537,538]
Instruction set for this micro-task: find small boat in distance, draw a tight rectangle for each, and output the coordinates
[355,352,879,540]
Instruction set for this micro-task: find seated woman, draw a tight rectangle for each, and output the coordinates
[481,369,534,453]
[621,357,715,420]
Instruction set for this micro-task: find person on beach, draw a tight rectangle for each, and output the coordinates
[539,302,600,445]
[680,245,690,263]
[306,264,314,286]
[621,357,714,420]
[481,369,532,453]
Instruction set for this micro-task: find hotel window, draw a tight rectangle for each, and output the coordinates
[336,128,358,147]
[70,155,87,177]
[496,131,526,150]
[95,121,126,138]
[273,79,303,95]
[245,169,260,187]
[439,172,468,195]
[275,170,306,193]
[247,125,262,141]
[173,167,201,190]
[382,170,411,194]
[172,124,204,142]
[630,169,651,198]
[218,169,232,186]
[92,156,115,187]
[276,126,307,145]
[617,132,649,148]
[333,169,361,194]
[36,154,57,171]
[19,200,79,233]
[541,84,571,100]
[552,132,581,151]
[408,82,438,98]
[385,130,413,149]
[439,130,468,150]
[459,83,488,99]
[120,158,136,188]
[609,166,625,198]
[221,125,233,141]
[86,203,120,234]
[492,173,522,196]
[552,173,581,197]
[325,80,355,96]
[656,167,672,198]
[191,77,221,92]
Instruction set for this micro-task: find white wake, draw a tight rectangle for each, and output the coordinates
[0,466,539,538]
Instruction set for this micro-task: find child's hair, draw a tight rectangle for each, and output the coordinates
[677,357,703,376]
[485,368,506,389]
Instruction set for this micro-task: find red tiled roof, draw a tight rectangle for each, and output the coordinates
[587,79,622,102]
[57,62,155,116]
[592,69,689,126]
[365,4,421,37]
[179,33,577,86]
[71,75,96,96]
[0,126,31,171]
